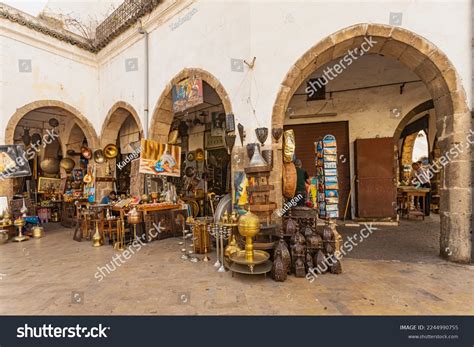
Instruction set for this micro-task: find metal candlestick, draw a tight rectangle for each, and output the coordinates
[202,223,210,262]
[182,225,190,260]
[208,223,220,268]
[217,226,231,273]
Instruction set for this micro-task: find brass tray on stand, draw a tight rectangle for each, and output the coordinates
[228,250,272,275]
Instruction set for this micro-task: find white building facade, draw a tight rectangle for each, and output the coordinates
[0,0,472,262]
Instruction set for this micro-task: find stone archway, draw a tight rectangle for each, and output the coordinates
[100,101,143,147]
[2,100,99,198]
[5,100,99,148]
[272,24,471,263]
[393,100,434,142]
[149,68,233,142]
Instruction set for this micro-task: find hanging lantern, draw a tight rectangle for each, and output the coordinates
[22,128,31,146]
[31,133,42,146]
[48,118,59,128]
[224,134,236,155]
[255,127,268,146]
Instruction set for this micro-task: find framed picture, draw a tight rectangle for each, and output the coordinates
[211,112,226,137]
[0,145,31,179]
[172,76,204,113]
[139,139,181,177]
[38,177,62,193]
[204,131,225,149]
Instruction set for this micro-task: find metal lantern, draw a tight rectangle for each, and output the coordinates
[225,113,235,132]
[31,133,42,146]
[261,149,273,168]
[48,118,59,128]
[22,128,31,146]
[272,127,283,143]
[248,144,267,167]
[237,123,245,146]
[255,127,268,146]
[246,143,259,160]
[224,134,236,155]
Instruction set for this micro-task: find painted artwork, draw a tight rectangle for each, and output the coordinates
[233,171,249,212]
[37,177,62,193]
[211,112,226,137]
[139,139,181,177]
[172,76,204,113]
[0,145,31,179]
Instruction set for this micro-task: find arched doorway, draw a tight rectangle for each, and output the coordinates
[149,68,233,217]
[149,68,232,141]
[4,101,98,224]
[99,102,143,197]
[272,24,471,263]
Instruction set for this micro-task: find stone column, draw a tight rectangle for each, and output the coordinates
[438,112,472,263]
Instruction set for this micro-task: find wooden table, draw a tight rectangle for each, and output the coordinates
[397,187,430,219]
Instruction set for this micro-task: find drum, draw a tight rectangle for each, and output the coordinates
[283,162,297,198]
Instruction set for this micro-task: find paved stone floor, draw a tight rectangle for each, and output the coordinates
[0,219,472,315]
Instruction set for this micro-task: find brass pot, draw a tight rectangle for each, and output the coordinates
[104,144,118,159]
[32,226,44,238]
[93,149,105,164]
[168,130,178,144]
[60,158,75,173]
[127,207,142,224]
[81,146,92,160]
[195,148,204,162]
[0,230,8,244]
[141,194,150,203]
[40,158,60,175]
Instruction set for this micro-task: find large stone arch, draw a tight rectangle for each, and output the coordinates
[100,101,143,147]
[149,68,233,142]
[393,100,434,142]
[5,100,99,148]
[272,23,471,263]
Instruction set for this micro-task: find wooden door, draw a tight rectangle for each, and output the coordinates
[284,121,350,217]
[355,137,396,218]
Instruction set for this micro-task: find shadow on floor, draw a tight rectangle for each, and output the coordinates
[337,214,442,263]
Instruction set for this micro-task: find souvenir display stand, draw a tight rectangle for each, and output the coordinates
[316,135,340,219]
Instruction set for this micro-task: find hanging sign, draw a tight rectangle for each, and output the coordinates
[139,139,181,177]
[172,76,204,113]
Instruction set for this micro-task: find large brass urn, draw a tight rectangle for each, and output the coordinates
[237,210,260,262]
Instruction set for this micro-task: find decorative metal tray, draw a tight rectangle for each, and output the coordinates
[229,250,270,266]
